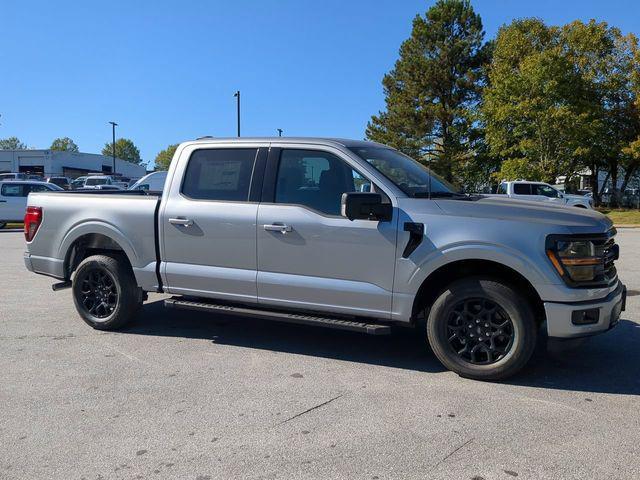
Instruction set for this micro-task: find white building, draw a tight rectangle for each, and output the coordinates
[0,149,147,180]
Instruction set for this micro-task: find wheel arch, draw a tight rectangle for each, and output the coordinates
[411,259,546,327]
[60,223,138,279]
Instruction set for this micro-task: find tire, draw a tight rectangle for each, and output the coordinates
[426,277,537,381]
[72,254,142,330]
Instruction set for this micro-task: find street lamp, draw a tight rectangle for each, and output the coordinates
[277,128,283,137]
[233,91,240,137]
[108,121,118,174]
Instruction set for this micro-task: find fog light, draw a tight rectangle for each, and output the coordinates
[571,308,600,325]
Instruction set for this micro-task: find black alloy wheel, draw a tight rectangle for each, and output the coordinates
[77,267,119,318]
[446,298,515,365]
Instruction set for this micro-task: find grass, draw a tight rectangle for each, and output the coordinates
[597,208,640,225]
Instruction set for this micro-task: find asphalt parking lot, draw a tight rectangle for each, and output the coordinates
[1,229,639,480]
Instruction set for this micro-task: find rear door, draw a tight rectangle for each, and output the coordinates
[160,144,267,303]
[256,146,398,319]
[0,183,27,221]
[509,182,532,200]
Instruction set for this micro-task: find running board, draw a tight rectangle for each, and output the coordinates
[164,297,391,335]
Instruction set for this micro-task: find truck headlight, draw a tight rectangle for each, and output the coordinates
[546,240,600,282]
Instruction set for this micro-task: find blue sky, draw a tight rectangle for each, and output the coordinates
[1,0,639,167]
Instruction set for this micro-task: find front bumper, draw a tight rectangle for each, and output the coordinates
[544,281,626,338]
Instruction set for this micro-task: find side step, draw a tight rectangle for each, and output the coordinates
[164,297,391,335]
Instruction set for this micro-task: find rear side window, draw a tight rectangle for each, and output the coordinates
[182,148,257,201]
[1,184,24,196]
[497,183,507,194]
[513,183,531,195]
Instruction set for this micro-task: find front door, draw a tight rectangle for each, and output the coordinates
[161,147,264,303]
[257,148,398,319]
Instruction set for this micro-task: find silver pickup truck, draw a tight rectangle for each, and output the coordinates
[23,138,626,380]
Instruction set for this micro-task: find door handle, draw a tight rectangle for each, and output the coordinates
[263,223,293,234]
[168,217,194,227]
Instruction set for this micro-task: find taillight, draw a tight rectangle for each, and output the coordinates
[24,206,43,242]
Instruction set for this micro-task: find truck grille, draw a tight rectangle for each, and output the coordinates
[594,230,618,286]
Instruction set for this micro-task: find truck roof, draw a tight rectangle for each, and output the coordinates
[188,137,386,149]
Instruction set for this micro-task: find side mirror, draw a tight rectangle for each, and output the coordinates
[341,192,392,221]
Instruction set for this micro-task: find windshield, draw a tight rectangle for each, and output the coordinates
[347,146,456,197]
[86,178,108,185]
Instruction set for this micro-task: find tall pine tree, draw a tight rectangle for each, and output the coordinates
[366,0,491,182]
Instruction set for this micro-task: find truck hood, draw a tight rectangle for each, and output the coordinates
[429,196,612,233]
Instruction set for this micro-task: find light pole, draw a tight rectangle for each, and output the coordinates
[277,128,283,137]
[108,121,118,174]
[233,91,240,137]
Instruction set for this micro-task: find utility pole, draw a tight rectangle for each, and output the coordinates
[233,91,240,137]
[108,121,118,174]
[277,128,283,137]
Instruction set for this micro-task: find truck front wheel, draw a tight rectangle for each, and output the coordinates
[426,277,537,381]
[72,254,142,330]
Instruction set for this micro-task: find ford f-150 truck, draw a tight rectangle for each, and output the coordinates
[23,138,626,380]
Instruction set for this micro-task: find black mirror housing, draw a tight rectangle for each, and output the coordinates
[341,192,392,221]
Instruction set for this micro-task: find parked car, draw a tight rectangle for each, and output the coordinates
[0,173,44,182]
[113,176,132,189]
[128,171,167,193]
[82,175,113,189]
[0,180,63,228]
[46,176,71,190]
[70,176,89,190]
[23,138,625,381]
[490,181,593,208]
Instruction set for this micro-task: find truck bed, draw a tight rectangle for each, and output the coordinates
[25,191,161,291]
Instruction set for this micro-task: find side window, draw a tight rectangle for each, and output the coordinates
[275,149,369,215]
[182,148,257,201]
[513,183,531,195]
[1,184,24,197]
[534,184,558,198]
[497,183,507,194]
[27,184,48,193]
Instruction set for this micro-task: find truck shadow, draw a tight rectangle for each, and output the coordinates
[123,300,640,395]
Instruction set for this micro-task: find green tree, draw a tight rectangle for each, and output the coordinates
[154,144,179,170]
[366,0,492,183]
[102,138,142,164]
[0,137,27,150]
[483,19,640,202]
[483,19,594,184]
[50,137,79,152]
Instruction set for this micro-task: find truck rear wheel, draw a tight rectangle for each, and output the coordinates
[72,254,142,330]
[426,277,537,381]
